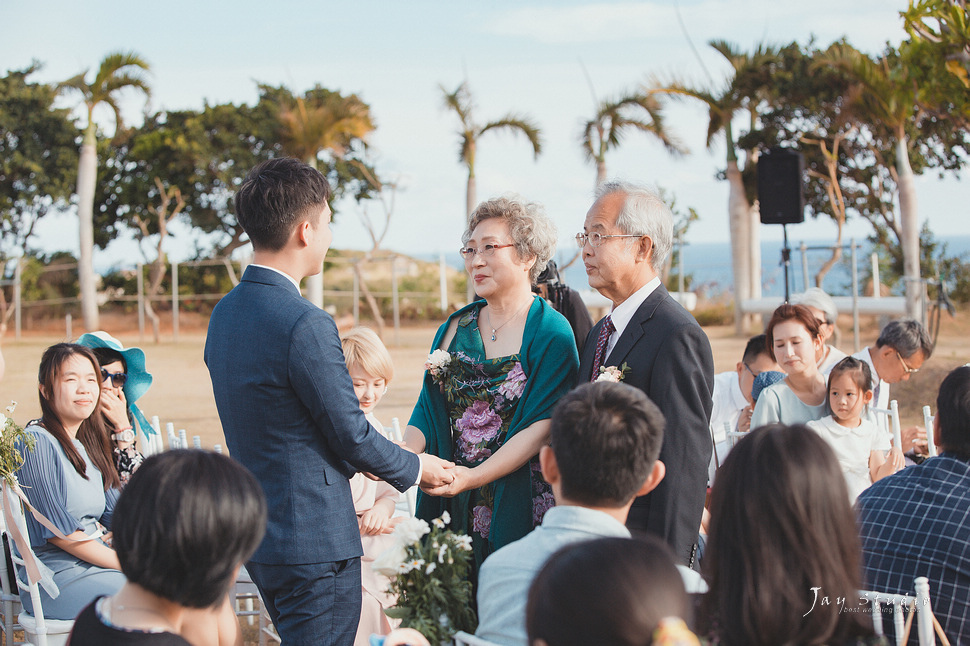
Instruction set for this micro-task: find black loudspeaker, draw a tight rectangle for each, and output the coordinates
[758,147,805,225]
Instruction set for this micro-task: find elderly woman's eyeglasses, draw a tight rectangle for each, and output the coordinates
[459,243,514,259]
[101,368,128,388]
[575,232,643,248]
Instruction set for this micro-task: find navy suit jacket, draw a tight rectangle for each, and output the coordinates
[204,265,419,565]
[579,284,714,566]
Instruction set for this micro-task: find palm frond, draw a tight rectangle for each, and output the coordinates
[480,115,543,157]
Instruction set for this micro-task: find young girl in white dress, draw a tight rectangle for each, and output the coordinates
[340,327,405,646]
[807,357,905,501]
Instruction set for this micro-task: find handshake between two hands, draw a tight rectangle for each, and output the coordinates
[416,453,468,498]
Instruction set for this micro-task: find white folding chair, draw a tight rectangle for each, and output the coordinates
[453,631,501,646]
[873,399,904,451]
[233,566,279,645]
[858,576,941,646]
[923,405,938,457]
[1,484,74,646]
[0,521,26,645]
[387,418,417,516]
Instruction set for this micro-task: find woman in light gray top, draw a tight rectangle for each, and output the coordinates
[752,305,828,428]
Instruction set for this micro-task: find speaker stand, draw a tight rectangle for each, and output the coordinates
[781,224,792,303]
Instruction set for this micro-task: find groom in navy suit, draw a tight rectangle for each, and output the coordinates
[577,180,714,569]
[205,158,454,644]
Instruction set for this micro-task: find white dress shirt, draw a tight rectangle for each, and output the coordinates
[604,276,661,358]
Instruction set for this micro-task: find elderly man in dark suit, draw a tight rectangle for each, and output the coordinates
[204,158,453,644]
[577,180,714,568]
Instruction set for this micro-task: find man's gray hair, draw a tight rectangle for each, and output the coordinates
[793,288,838,324]
[463,195,557,283]
[876,318,933,360]
[595,180,673,273]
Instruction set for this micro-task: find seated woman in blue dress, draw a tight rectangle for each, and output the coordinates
[14,343,125,620]
[405,196,580,576]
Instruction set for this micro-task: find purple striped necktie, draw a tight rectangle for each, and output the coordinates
[589,315,615,381]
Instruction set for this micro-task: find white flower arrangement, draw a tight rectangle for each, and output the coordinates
[425,349,453,385]
[375,511,476,643]
[595,362,631,383]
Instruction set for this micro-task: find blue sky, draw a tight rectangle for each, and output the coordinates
[2,0,965,269]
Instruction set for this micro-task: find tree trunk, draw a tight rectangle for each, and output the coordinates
[896,133,921,319]
[465,171,477,303]
[76,129,100,331]
[726,159,751,335]
[595,159,607,188]
[353,261,385,338]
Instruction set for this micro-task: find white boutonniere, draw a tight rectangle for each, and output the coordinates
[595,362,631,383]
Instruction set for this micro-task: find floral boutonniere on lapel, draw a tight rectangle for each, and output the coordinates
[595,362,630,383]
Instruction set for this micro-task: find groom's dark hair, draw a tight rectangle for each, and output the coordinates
[235,157,331,251]
[549,382,664,507]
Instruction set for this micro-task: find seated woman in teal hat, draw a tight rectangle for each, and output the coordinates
[76,332,154,486]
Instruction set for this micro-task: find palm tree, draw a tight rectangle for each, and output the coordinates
[815,42,922,317]
[61,51,150,331]
[581,92,686,189]
[651,41,778,334]
[277,88,375,308]
[441,82,542,224]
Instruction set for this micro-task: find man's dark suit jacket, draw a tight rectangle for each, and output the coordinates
[579,283,714,566]
[204,265,419,565]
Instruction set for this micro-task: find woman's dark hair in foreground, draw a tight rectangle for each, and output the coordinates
[701,424,875,645]
[112,450,267,608]
[526,536,688,646]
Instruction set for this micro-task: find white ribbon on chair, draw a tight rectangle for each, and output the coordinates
[2,478,101,600]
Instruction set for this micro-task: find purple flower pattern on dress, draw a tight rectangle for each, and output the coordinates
[472,505,492,538]
[456,401,501,445]
[496,362,527,401]
[532,491,555,525]
[457,439,492,463]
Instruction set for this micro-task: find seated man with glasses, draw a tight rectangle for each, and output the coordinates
[825,319,933,457]
[708,334,780,478]
[77,332,154,486]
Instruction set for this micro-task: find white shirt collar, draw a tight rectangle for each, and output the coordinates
[250,264,302,293]
[605,276,661,355]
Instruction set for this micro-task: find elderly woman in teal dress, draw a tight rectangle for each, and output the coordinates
[405,197,580,575]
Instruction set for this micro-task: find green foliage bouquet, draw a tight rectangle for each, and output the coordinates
[0,402,34,486]
[373,511,476,644]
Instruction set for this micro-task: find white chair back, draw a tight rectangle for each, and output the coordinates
[233,566,278,645]
[0,513,25,645]
[923,405,938,457]
[387,418,417,516]
[1,484,74,646]
[872,399,904,451]
[858,576,937,646]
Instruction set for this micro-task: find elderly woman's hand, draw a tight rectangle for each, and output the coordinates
[421,465,475,498]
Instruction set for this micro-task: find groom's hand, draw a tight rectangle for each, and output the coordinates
[418,454,456,488]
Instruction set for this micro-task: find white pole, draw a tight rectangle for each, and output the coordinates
[890,400,903,452]
[171,261,179,343]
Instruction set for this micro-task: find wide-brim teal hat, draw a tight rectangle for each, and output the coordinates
[76,331,155,434]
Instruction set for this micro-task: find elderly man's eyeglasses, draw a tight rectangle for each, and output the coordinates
[459,243,514,259]
[575,232,643,248]
[101,368,128,388]
[895,351,920,374]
